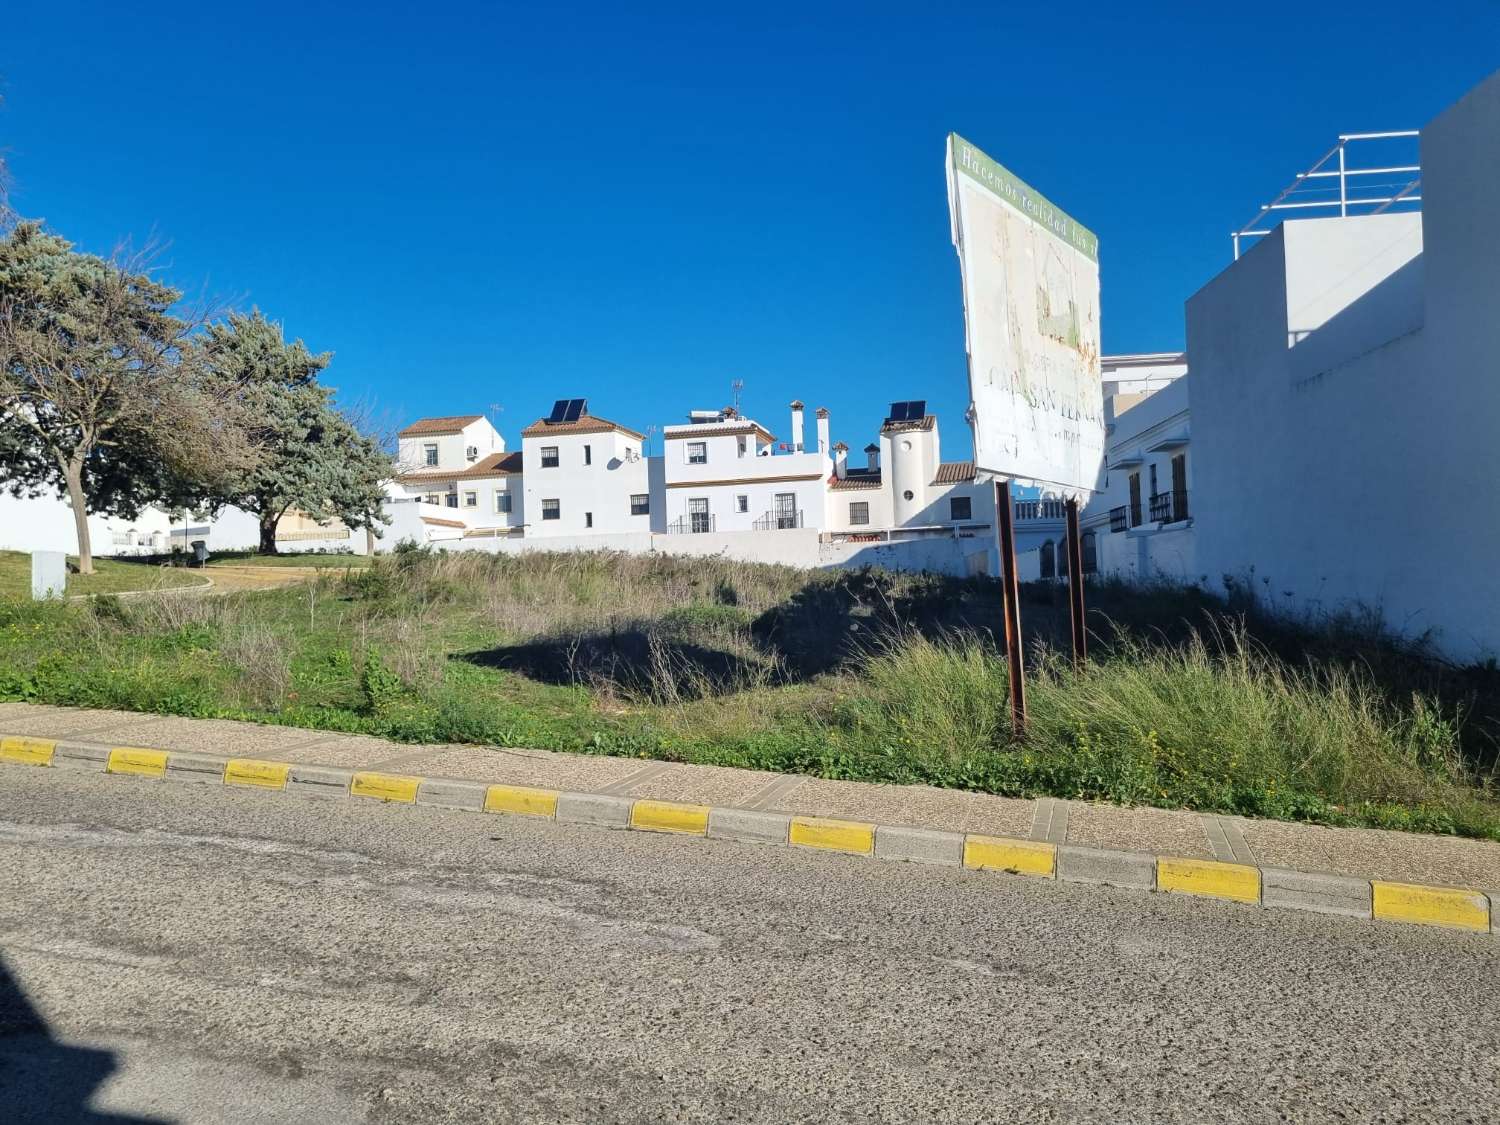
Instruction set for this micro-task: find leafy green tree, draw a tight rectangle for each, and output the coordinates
[198,310,390,553]
[0,223,252,572]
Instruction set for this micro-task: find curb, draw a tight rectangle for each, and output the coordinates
[2,733,1495,937]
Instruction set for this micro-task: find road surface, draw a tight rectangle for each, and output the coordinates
[1,769,1495,1123]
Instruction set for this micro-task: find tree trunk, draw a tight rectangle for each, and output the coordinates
[258,510,280,555]
[63,457,94,575]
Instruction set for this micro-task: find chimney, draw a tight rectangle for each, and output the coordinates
[833,441,848,479]
[815,407,830,454]
[865,442,880,472]
[789,400,805,452]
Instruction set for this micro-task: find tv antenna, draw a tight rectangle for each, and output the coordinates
[731,379,744,413]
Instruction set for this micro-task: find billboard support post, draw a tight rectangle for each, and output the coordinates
[994,479,1027,738]
[1065,498,1087,670]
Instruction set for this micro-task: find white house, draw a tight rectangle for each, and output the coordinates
[388,413,522,539]
[661,401,827,534]
[520,400,655,538]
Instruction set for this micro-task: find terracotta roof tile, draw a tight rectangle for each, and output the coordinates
[421,516,466,529]
[398,415,484,437]
[830,470,882,491]
[931,461,976,485]
[396,451,522,483]
[879,415,936,434]
[664,422,776,443]
[520,414,645,440]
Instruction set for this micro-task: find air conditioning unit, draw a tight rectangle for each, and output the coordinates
[466,445,479,461]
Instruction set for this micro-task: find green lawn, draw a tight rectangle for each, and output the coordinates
[0,548,1495,840]
[0,550,211,599]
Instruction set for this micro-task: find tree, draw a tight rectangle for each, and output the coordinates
[197,310,390,553]
[0,223,255,572]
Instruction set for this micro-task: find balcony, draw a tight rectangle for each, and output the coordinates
[1109,507,1128,533]
[667,514,716,534]
[1149,490,1190,524]
[752,509,804,531]
[1014,499,1066,520]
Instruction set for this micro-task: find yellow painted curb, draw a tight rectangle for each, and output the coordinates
[789,816,875,855]
[1372,881,1491,932]
[1158,857,1260,904]
[106,747,168,778]
[631,799,710,835]
[350,771,421,803]
[963,835,1056,878]
[0,736,56,766]
[224,758,290,790]
[484,784,559,818]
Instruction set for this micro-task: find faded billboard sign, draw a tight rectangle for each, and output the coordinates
[946,134,1103,499]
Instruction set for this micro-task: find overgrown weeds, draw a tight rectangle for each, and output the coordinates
[1,551,1496,840]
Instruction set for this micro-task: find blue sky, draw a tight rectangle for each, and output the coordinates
[4,2,1497,458]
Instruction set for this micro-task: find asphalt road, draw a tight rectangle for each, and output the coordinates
[0,770,1495,1124]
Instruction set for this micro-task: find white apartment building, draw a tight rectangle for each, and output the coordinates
[388,413,521,538]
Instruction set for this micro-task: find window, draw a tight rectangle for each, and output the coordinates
[737,435,747,458]
[444,493,458,509]
[849,501,870,526]
[1149,463,1158,500]
[902,489,914,501]
[1040,540,1056,580]
[1082,531,1098,575]
[541,446,559,468]
[495,491,512,514]
[583,444,592,466]
[423,443,438,466]
[736,494,748,513]
[630,494,649,516]
[542,499,560,521]
[688,497,710,533]
[423,493,442,506]
[585,512,593,528]
[949,496,972,521]
[463,491,477,509]
[1128,473,1142,527]
[1171,453,1188,520]
[687,441,707,465]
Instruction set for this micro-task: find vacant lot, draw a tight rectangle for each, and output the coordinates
[1,548,1496,839]
[0,550,210,599]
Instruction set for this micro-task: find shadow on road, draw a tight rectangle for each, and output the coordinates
[0,954,167,1124]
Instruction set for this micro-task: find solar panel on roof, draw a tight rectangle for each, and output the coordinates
[547,400,569,424]
[888,402,909,422]
[908,400,927,420]
[563,398,586,422]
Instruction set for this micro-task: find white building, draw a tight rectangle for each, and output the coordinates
[519,400,654,538]
[1074,353,1194,583]
[661,402,827,534]
[1187,69,1500,659]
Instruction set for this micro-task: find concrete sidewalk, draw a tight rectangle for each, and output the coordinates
[3,701,1496,892]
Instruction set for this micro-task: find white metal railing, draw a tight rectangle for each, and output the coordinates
[1232,131,1421,259]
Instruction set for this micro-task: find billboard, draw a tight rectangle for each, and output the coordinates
[946,134,1103,500]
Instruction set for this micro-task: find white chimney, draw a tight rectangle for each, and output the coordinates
[789,400,805,452]
[815,407,830,454]
[833,442,848,479]
[865,443,880,472]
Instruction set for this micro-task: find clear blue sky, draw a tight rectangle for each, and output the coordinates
[5,2,1497,458]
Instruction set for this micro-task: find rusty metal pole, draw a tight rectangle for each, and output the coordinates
[994,480,1027,737]
[1065,497,1087,670]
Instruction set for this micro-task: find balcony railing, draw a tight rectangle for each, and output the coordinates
[1149,490,1190,524]
[1109,507,1128,533]
[1014,499,1067,520]
[753,509,804,531]
[667,514,716,534]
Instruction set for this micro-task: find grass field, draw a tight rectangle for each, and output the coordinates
[0,546,1496,840]
[0,550,211,599]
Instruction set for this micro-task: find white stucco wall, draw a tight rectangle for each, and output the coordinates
[1189,69,1500,658]
[522,427,652,538]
